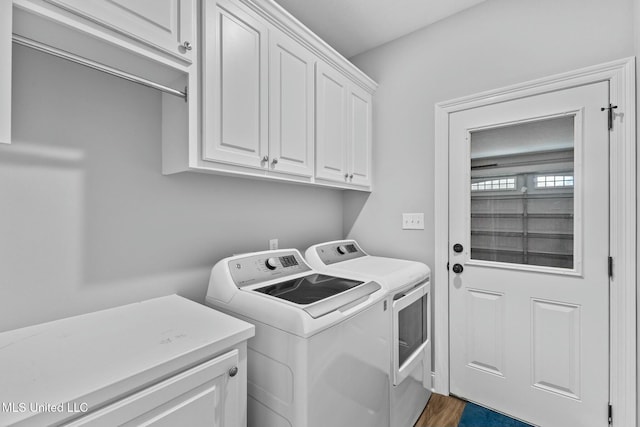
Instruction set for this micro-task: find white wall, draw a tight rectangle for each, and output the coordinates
[0,45,344,332]
[345,0,635,368]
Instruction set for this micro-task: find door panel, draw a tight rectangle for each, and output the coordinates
[203,0,268,169]
[531,299,581,399]
[315,62,347,182]
[348,86,372,186]
[64,350,239,426]
[466,288,504,377]
[449,82,609,427]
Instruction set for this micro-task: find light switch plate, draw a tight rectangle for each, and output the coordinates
[269,239,278,250]
[402,213,424,230]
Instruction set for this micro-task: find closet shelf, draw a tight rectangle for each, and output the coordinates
[471,230,574,239]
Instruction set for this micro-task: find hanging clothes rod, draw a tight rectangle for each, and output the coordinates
[12,34,188,101]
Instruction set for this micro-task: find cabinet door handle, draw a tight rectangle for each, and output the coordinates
[344,173,349,179]
[262,156,269,162]
[228,366,238,377]
[271,158,278,165]
[182,41,192,51]
[349,174,354,179]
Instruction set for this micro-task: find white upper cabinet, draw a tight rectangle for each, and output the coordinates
[316,61,373,189]
[43,0,196,62]
[348,85,373,187]
[202,0,269,170]
[315,61,348,183]
[64,350,240,427]
[268,29,315,177]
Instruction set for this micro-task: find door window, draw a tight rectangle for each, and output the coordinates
[469,116,575,269]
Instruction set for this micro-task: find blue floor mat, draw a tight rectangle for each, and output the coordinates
[458,402,533,427]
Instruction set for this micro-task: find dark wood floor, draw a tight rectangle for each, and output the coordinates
[414,393,466,427]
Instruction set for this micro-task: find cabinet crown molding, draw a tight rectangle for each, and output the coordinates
[237,0,378,94]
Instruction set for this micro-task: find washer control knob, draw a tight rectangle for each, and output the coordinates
[337,245,347,255]
[265,258,278,270]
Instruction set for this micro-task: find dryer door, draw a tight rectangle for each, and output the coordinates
[392,280,430,386]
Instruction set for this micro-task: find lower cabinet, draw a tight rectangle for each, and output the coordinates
[0,295,253,427]
[64,350,240,427]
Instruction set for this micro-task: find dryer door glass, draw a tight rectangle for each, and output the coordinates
[392,281,430,386]
[397,292,428,367]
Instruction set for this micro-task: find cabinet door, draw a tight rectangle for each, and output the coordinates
[45,0,195,61]
[315,62,348,183]
[0,0,10,144]
[203,0,269,170]
[347,85,372,187]
[269,30,315,177]
[64,350,240,427]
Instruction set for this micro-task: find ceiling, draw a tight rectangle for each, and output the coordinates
[273,0,486,58]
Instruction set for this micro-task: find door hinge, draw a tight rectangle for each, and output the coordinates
[601,104,618,130]
[446,262,450,271]
[608,256,613,278]
[608,403,612,425]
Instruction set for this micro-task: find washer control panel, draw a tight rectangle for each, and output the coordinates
[228,250,311,287]
[315,240,367,265]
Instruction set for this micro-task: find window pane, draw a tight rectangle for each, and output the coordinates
[470,116,574,269]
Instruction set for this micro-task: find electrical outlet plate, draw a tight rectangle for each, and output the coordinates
[269,239,278,250]
[402,213,424,230]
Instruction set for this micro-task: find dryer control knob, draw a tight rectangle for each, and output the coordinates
[337,245,347,255]
[265,258,278,270]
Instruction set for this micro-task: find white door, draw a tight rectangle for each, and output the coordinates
[315,61,348,183]
[347,85,372,187]
[203,0,269,169]
[269,30,315,177]
[449,82,609,427]
[46,0,195,61]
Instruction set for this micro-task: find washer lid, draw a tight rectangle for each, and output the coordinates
[253,273,381,319]
[254,273,363,305]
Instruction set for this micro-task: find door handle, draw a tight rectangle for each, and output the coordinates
[453,243,463,253]
[452,263,464,274]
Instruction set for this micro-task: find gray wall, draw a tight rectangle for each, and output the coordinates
[345,0,634,286]
[0,45,344,332]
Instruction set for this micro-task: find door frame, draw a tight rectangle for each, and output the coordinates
[433,57,636,427]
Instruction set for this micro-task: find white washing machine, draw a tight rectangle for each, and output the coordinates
[206,248,391,427]
[305,240,432,427]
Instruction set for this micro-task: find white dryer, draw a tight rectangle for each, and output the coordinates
[206,248,391,427]
[305,240,432,427]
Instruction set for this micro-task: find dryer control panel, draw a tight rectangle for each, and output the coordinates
[313,240,367,265]
[228,250,311,288]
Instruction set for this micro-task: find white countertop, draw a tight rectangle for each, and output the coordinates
[0,295,254,426]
